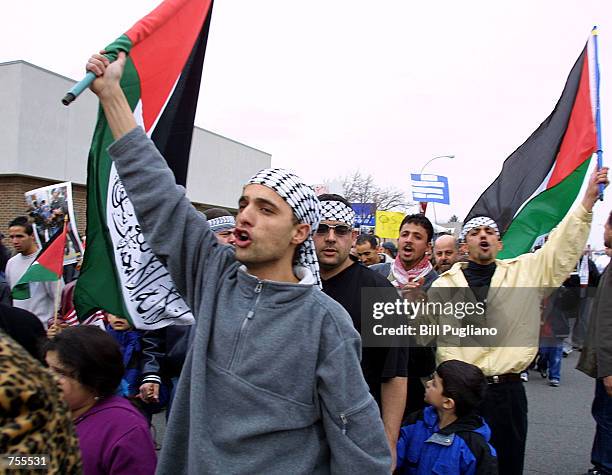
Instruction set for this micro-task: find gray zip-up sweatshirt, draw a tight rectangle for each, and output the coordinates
[108,127,391,474]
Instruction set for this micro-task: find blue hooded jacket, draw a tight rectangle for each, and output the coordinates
[397,406,498,475]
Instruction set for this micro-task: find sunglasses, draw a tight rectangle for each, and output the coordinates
[315,223,352,236]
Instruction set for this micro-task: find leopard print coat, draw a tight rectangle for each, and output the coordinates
[0,331,82,474]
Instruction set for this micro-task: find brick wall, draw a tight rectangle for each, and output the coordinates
[0,175,87,250]
[0,174,235,252]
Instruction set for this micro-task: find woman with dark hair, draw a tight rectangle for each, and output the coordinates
[44,326,156,475]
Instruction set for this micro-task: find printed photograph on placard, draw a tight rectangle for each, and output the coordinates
[24,182,84,265]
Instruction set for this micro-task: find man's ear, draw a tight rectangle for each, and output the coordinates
[459,242,468,255]
[497,238,503,252]
[351,229,358,243]
[291,223,311,246]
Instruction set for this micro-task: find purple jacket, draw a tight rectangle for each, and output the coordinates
[74,395,156,475]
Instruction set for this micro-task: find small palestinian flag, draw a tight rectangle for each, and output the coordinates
[466,28,602,258]
[75,0,213,328]
[13,222,67,300]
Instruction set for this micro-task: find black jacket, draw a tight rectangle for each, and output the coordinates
[140,325,193,384]
[0,304,46,361]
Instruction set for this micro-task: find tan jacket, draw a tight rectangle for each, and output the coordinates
[429,204,592,376]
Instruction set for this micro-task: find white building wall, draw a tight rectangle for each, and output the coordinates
[0,61,271,209]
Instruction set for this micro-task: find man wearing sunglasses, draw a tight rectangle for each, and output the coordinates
[314,193,408,470]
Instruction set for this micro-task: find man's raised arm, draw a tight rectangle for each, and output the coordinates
[526,167,608,288]
[86,53,226,305]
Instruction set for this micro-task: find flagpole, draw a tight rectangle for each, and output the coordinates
[53,279,62,328]
[53,215,69,328]
[592,26,605,201]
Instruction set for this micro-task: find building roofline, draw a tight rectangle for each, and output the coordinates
[0,59,79,84]
[1,60,272,158]
[193,125,271,157]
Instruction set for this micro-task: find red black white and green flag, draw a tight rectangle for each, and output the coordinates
[13,221,67,300]
[465,28,603,258]
[75,0,214,328]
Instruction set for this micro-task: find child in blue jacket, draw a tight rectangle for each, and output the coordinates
[396,359,498,474]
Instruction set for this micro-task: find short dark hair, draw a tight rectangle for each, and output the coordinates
[8,216,33,235]
[204,207,234,220]
[399,214,434,242]
[44,326,124,397]
[607,210,612,227]
[356,234,378,249]
[317,193,351,208]
[436,360,487,417]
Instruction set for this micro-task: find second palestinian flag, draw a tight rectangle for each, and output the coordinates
[465,31,600,258]
[13,221,67,300]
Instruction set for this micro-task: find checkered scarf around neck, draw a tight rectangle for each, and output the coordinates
[208,215,235,233]
[391,254,433,288]
[460,216,500,242]
[320,200,356,226]
[247,168,322,288]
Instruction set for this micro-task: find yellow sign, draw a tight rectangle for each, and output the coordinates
[375,211,405,239]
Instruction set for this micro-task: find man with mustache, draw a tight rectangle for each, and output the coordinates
[314,193,408,470]
[425,168,609,475]
[371,215,439,415]
[433,234,459,274]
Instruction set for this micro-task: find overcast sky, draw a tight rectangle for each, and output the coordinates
[2,0,611,248]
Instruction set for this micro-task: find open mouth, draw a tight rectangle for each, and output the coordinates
[233,228,252,248]
[479,242,490,251]
[321,247,337,257]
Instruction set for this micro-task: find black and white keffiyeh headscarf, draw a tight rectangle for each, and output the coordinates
[320,200,356,226]
[208,215,235,233]
[460,216,500,241]
[247,168,322,287]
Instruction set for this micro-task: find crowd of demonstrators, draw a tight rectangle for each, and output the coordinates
[314,194,408,470]
[0,48,609,475]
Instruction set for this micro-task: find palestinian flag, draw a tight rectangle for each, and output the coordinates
[465,29,602,258]
[75,0,214,328]
[13,221,67,300]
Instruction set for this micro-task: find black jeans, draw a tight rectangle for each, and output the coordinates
[479,381,528,475]
[592,378,612,473]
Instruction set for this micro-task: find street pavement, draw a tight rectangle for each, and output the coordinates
[524,350,595,475]
[153,351,598,474]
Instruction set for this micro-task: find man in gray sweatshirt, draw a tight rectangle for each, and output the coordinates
[86,52,390,474]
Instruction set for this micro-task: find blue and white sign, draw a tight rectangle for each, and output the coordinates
[351,203,376,227]
[411,174,450,204]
